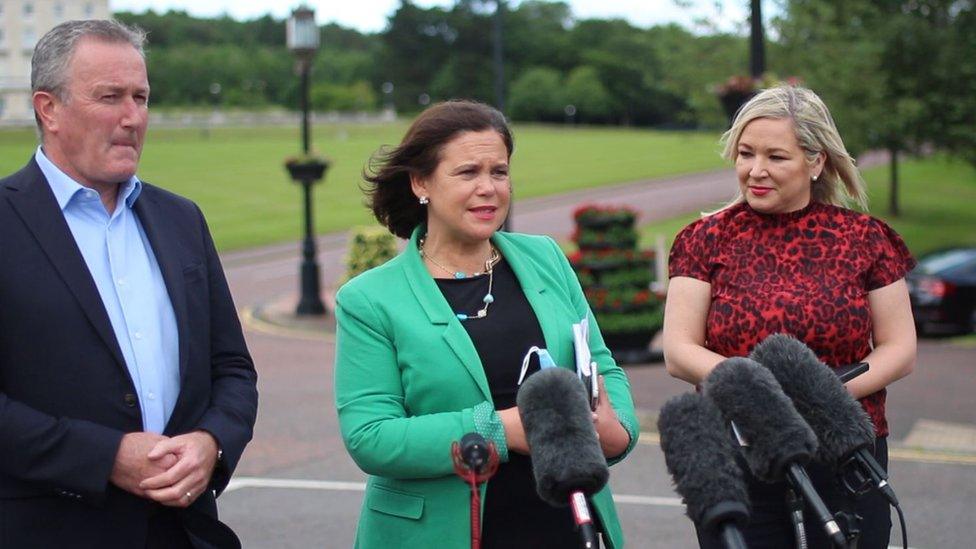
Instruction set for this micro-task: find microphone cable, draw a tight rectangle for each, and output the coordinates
[894,501,908,549]
[837,453,908,549]
[452,433,500,549]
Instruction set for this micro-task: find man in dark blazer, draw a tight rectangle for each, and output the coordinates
[0,20,258,548]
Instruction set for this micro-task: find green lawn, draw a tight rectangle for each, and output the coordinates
[637,155,976,257]
[0,123,725,250]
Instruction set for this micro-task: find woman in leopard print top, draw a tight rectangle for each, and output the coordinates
[663,86,916,548]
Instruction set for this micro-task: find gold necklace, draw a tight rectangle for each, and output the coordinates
[419,238,499,279]
[419,238,500,321]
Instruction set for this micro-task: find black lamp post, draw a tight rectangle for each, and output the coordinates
[749,0,766,79]
[492,0,512,232]
[286,5,327,316]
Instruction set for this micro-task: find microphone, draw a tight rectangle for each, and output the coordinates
[704,357,847,548]
[658,393,749,549]
[459,432,495,474]
[452,433,499,549]
[750,334,899,506]
[517,368,608,549]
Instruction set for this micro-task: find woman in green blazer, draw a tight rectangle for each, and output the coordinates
[335,100,639,548]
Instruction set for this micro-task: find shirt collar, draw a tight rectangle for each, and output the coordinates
[35,146,143,211]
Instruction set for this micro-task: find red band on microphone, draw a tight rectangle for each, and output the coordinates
[570,492,593,526]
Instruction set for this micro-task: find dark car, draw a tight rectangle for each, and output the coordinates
[907,247,976,335]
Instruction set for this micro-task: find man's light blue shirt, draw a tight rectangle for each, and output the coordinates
[35,147,180,434]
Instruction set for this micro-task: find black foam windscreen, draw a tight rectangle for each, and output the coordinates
[703,357,818,482]
[659,393,750,531]
[749,334,876,465]
[517,367,609,506]
[459,432,492,473]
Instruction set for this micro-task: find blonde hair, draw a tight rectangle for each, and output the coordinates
[713,85,867,214]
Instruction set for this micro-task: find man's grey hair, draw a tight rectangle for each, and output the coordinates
[31,19,146,102]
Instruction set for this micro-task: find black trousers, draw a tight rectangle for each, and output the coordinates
[697,437,891,549]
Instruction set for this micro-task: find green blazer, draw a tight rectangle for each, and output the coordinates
[335,228,640,548]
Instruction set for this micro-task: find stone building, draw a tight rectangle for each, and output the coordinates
[1,0,110,124]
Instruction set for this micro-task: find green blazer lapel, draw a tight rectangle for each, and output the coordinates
[493,233,572,370]
[403,227,492,402]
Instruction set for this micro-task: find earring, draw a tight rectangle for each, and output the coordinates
[812,174,819,182]
[419,196,429,205]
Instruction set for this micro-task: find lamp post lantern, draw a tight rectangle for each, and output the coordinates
[286,5,327,316]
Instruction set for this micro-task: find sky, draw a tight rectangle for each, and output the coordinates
[109,0,754,35]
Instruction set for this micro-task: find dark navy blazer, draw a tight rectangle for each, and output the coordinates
[0,158,258,547]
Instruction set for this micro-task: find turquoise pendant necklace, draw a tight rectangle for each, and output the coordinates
[420,238,499,320]
[454,269,495,321]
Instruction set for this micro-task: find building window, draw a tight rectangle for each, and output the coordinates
[54,2,64,18]
[23,2,34,17]
[0,97,6,118]
[84,2,93,17]
[0,29,5,48]
[22,27,36,49]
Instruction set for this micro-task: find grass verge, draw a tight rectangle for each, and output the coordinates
[0,123,724,250]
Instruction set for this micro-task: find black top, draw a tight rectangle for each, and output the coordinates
[435,258,583,548]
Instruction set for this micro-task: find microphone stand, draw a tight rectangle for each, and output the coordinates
[785,465,847,548]
[787,488,807,549]
[720,524,748,549]
[452,441,500,549]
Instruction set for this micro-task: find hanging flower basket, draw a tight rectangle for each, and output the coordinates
[284,155,329,183]
[715,74,805,123]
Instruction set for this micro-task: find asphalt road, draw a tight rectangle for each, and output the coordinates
[216,166,976,548]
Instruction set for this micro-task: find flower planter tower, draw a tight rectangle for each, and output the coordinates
[568,205,664,364]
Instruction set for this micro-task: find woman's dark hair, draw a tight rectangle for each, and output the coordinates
[364,100,514,239]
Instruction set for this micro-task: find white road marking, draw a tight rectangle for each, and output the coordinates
[226,477,366,493]
[225,476,684,507]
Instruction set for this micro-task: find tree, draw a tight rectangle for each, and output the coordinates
[775,1,928,215]
[776,0,976,215]
[564,66,613,123]
[378,2,454,111]
[507,67,565,122]
[427,1,498,104]
[888,2,976,167]
[647,24,748,128]
[581,32,686,126]
[503,1,578,76]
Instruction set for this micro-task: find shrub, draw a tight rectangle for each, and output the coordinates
[508,67,566,122]
[343,226,397,282]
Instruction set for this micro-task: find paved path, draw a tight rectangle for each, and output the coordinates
[215,162,976,548]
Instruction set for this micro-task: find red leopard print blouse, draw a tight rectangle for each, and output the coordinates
[669,201,915,436]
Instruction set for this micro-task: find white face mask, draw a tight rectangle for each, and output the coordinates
[517,346,558,386]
